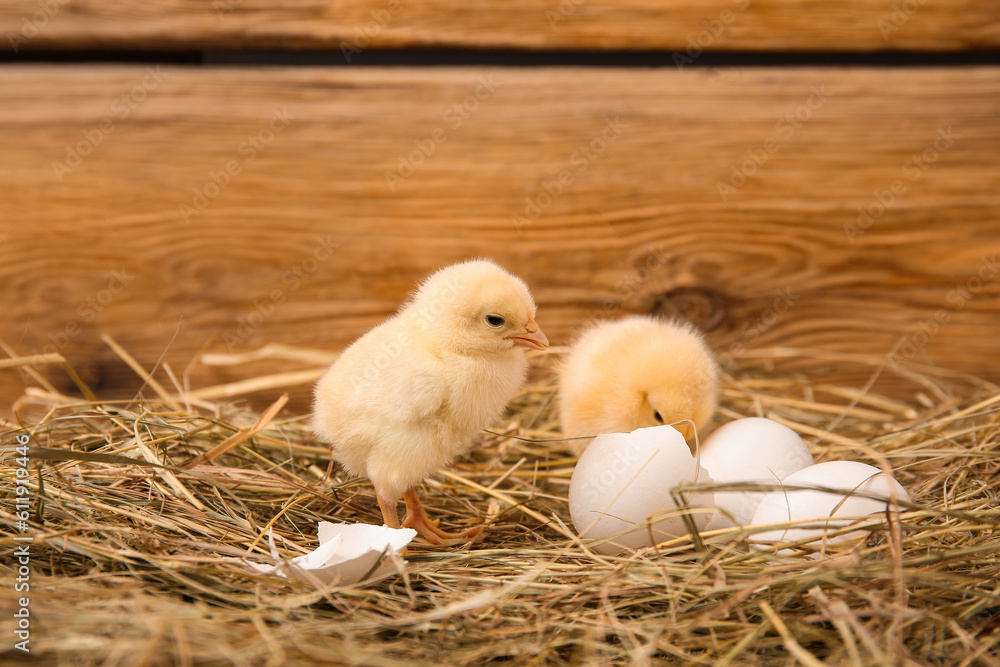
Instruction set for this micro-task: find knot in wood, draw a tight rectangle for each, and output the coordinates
[651,287,726,332]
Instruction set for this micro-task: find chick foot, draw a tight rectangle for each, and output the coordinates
[402,488,482,545]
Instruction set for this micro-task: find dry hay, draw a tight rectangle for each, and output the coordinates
[1,344,999,667]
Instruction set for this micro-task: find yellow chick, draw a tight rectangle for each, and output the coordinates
[312,259,548,545]
[558,315,718,454]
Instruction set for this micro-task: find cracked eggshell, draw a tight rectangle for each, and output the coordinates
[569,425,714,555]
[699,418,815,530]
[749,461,911,554]
[244,522,416,584]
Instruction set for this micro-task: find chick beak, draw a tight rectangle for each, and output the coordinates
[507,319,549,350]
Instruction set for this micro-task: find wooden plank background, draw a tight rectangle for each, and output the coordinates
[1,65,998,414]
[1,0,999,52]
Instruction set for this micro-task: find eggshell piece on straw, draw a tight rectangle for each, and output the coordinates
[244,522,416,584]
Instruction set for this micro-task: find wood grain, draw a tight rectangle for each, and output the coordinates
[1,66,999,415]
[1,0,998,53]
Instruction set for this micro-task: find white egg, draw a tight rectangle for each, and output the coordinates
[699,417,815,529]
[568,425,714,555]
[749,460,911,555]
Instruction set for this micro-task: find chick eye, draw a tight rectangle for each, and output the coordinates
[653,410,664,424]
[485,314,506,327]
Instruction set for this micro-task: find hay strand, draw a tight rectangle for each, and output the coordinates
[182,393,289,468]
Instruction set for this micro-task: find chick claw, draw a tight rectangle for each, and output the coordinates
[377,488,482,545]
[403,488,482,545]
[372,488,478,546]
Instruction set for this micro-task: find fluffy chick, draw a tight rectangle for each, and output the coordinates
[558,315,718,454]
[312,259,548,544]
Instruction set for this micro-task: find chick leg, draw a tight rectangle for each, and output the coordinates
[377,494,402,529]
[375,494,413,557]
[402,488,482,545]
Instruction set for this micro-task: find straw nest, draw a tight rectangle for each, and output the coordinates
[1,343,999,667]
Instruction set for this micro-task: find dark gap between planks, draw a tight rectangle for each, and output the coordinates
[2,47,1000,67]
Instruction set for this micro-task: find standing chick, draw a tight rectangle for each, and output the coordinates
[312,259,548,544]
[558,315,718,454]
